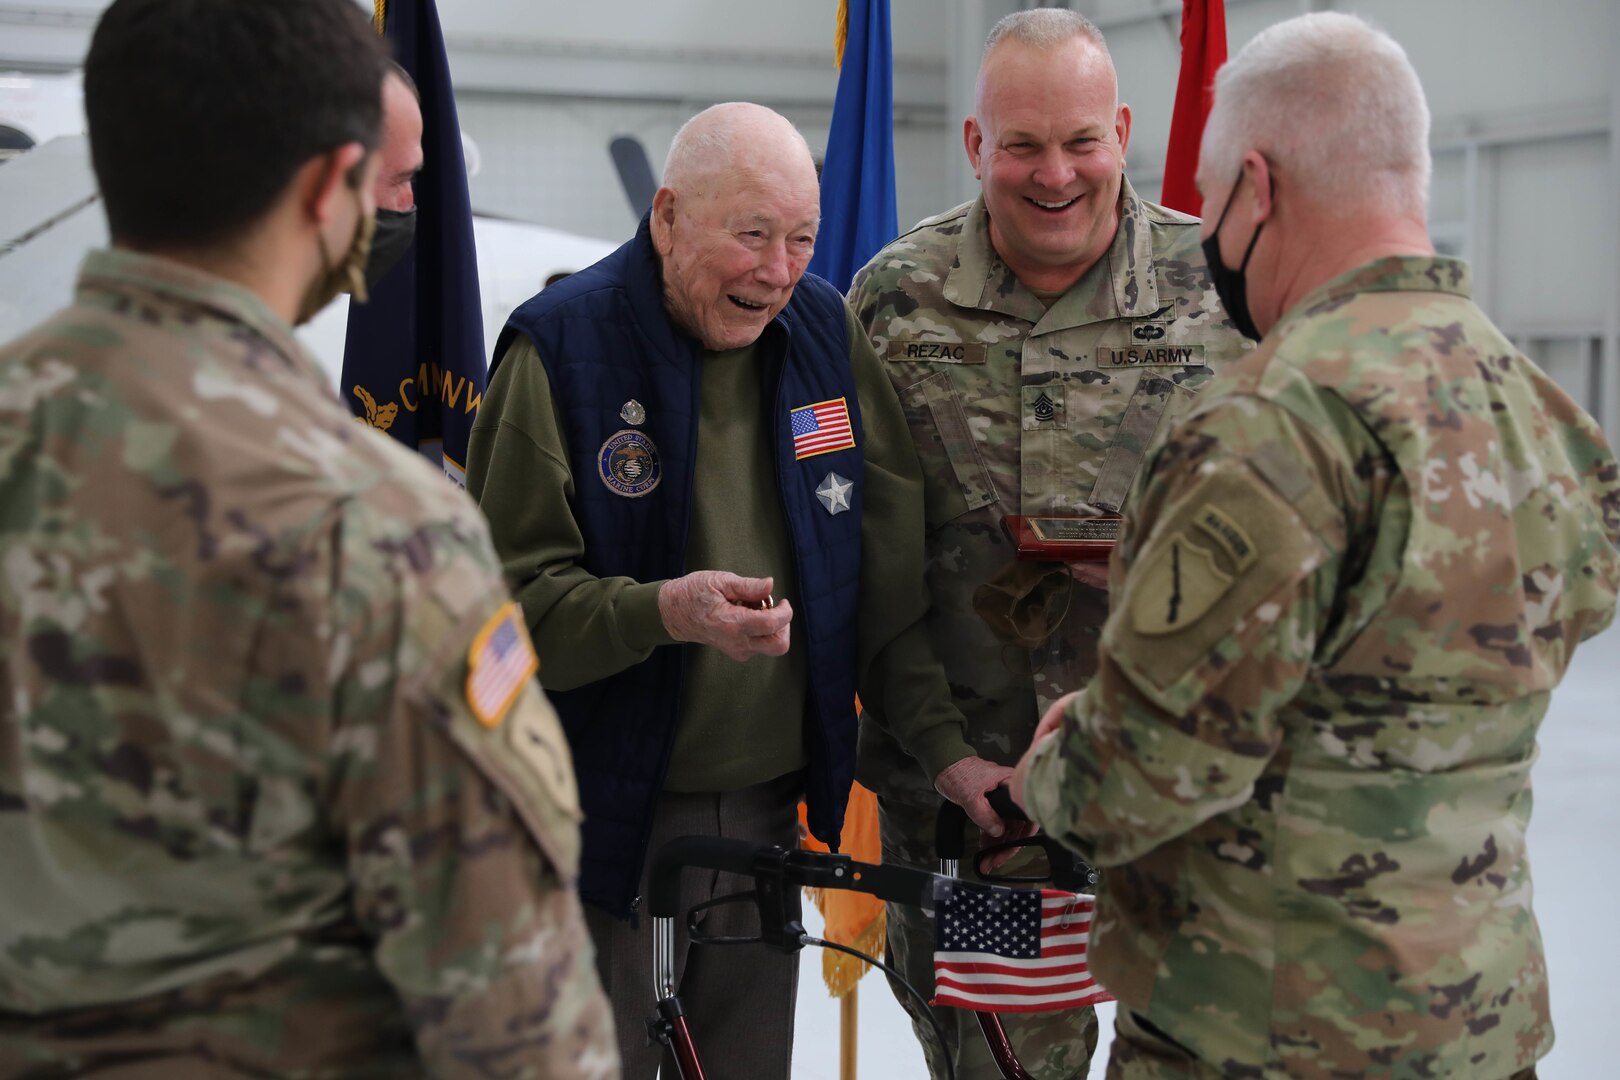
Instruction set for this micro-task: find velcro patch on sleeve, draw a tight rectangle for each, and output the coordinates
[1131,530,1234,636]
[465,602,539,729]
[1110,464,1328,704]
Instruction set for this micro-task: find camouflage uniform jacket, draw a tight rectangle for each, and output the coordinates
[0,250,616,1079]
[849,179,1250,798]
[1024,255,1620,1078]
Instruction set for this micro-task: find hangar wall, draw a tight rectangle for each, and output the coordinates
[0,0,1615,434]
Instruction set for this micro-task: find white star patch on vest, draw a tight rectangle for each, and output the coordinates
[815,471,853,515]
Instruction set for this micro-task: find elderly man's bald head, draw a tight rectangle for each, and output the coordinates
[662,102,819,201]
[651,103,822,351]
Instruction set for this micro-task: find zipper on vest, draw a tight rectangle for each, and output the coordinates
[629,893,642,929]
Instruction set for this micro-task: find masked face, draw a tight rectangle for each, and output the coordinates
[363,206,416,290]
[1201,169,1266,342]
[295,183,376,326]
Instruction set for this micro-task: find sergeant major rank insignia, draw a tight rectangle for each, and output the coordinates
[598,429,661,496]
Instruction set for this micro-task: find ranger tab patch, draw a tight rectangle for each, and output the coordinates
[467,602,539,728]
[790,397,857,460]
[598,429,661,496]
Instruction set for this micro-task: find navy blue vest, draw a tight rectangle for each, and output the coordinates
[495,218,863,917]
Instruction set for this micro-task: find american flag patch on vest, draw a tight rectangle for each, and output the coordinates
[790,397,856,460]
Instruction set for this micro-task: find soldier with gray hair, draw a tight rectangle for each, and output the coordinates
[849,8,1248,1077]
[468,101,967,1079]
[1012,12,1620,1078]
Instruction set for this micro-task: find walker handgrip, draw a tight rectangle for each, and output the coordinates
[987,785,1028,824]
[935,784,1029,861]
[647,836,766,918]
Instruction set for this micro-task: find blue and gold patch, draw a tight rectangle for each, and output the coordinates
[598,428,661,497]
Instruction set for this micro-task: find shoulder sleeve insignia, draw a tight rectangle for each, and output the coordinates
[465,602,539,728]
[1131,530,1234,636]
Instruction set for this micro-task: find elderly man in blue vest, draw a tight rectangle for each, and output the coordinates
[466,102,980,1078]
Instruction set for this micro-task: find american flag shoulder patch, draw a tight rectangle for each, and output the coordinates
[789,397,857,460]
[466,602,539,729]
[932,884,1113,1014]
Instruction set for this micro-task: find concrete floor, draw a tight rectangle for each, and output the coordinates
[790,620,1620,1079]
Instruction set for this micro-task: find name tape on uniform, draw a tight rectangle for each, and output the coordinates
[1096,345,1205,368]
[886,340,988,364]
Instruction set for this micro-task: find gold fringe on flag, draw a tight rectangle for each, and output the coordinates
[799,778,887,999]
[806,887,887,997]
[833,0,849,69]
[373,0,386,35]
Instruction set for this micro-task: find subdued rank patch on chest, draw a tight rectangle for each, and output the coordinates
[1096,345,1206,368]
[1022,383,1066,430]
[1131,532,1234,636]
[886,340,989,364]
[598,428,662,496]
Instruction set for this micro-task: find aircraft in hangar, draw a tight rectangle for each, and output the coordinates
[0,71,618,389]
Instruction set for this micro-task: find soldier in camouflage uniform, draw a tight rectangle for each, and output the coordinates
[848,10,1247,1079]
[1013,14,1620,1080]
[0,2,615,1076]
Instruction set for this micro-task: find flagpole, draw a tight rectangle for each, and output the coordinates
[840,985,858,1080]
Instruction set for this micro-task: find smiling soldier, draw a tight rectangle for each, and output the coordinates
[466,102,969,1080]
[847,9,1250,1079]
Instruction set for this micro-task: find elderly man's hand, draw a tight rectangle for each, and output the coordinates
[658,571,793,662]
[936,756,1040,871]
[935,756,1017,838]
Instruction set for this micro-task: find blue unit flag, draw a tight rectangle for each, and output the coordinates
[342,0,484,486]
[807,0,899,294]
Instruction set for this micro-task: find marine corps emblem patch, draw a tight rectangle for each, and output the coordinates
[598,429,661,496]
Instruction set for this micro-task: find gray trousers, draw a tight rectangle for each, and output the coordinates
[585,773,802,1080]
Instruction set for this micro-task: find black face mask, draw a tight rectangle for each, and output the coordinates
[364,206,417,290]
[1201,170,1266,342]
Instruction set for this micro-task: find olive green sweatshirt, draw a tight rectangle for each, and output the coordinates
[466,306,973,791]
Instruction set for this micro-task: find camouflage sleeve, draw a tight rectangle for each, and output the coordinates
[466,335,675,691]
[847,304,975,779]
[1023,396,1356,866]
[326,510,617,1079]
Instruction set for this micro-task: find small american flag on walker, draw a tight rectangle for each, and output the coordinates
[932,883,1113,1013]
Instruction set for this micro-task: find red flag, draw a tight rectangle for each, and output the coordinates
[932,886,1114,1014]
[1160,0,1228,215]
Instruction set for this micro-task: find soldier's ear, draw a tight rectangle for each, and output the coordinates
[1115,102,1132,159]
[302,142,367,227]
[964,116,984,179]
